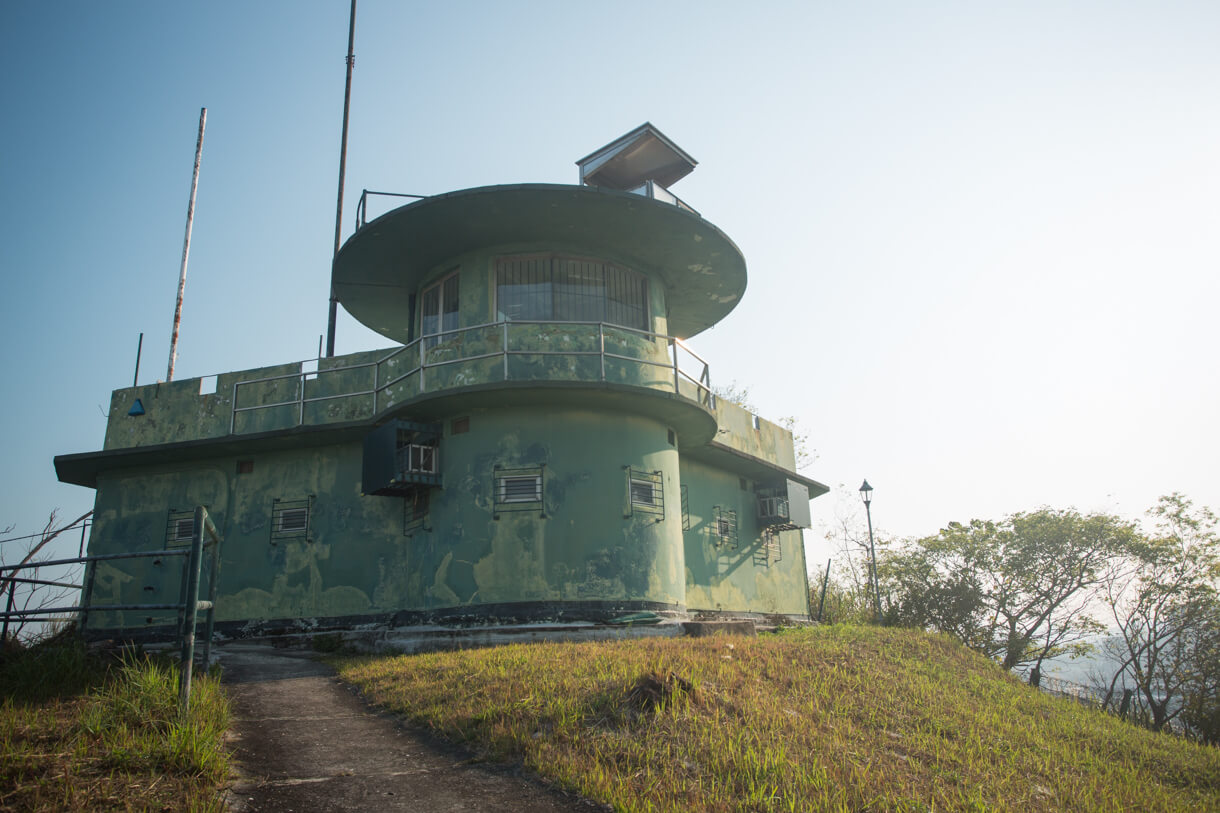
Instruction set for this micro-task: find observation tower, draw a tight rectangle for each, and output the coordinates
[56,123,827,640]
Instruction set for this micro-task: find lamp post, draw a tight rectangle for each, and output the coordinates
[859,479,883,621]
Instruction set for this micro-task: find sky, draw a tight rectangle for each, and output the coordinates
[1,1,1218,569]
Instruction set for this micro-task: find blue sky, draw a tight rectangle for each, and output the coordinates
[2,1,1218,566]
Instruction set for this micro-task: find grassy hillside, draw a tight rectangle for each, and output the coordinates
[0,636,230,811]
[337,625,1220,812]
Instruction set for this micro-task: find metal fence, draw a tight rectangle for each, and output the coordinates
[230,319,714,434]
[0,506,223,709]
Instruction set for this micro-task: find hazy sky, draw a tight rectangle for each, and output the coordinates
[2,1,1217,567]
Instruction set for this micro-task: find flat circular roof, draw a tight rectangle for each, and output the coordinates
[333,184,747,343]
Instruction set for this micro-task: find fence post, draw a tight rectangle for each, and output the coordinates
[199,519,221,671]
[78,562,98,636]
[817,559,832,622]
[1,587,14,646]
[178,507,206,710]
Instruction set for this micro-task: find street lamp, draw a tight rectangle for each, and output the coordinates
[859,479,883,621]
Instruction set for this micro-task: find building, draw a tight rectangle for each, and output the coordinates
[55,124,828,640]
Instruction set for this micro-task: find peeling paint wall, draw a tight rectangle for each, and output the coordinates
[85,405,693,632]
[81,227,815,633]
[679,457,809,617]
[712,398,797,469]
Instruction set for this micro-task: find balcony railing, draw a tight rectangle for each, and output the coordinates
[354,189,428,231]
[229,320,713,435]
[626,180,699,215]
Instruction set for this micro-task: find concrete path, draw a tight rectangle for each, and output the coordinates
[217,643,602,812]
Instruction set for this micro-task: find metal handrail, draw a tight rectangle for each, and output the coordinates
[227,319,714,434]
[355,189,428,231]
[0,506,222,710]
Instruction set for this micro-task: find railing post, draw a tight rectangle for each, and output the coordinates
[199,515,221,672]
[672,339,680,395]
[78,561,97,636]
[298,373,305,426]
[419,336,426,393]
[230,381,239,434]
[599,323,606,381]
[178,507,206,710]
[1,587,14,646]
[502,321,509,381]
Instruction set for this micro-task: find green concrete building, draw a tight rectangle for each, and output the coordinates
[56,124,827,639]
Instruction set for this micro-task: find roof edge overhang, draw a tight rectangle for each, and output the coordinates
[684,441,830,499]
[333,184,746,343]
[55,380,720,489]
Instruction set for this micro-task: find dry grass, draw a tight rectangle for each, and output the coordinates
[337,625,1220,812]
[0,636,230,811]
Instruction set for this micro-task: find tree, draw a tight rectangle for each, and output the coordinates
[814,508,887,624]
[1100,494,1220,733]
[1179,597,1220,743]
[0,511,90,645]
[882,508,1133,678]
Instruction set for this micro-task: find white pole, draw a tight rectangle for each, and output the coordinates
[167,107,207,382]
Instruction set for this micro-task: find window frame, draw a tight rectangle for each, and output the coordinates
[420,270,460,345]
[495,254,650,332]
[270,497,313,544]
[493,465,546,519]
[625,467,665,521]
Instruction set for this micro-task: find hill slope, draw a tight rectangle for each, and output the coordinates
[337,626,1220,812]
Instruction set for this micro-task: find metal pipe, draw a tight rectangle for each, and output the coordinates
[200,528,221,670]
[0,549,188,572]
[817,559,832,622]
[2,576,80,589]
[178,507,206,709]
[2,587,14,644]
[326,0,358,358]
[167,107,206,382]
[133,332,143,387]
[4,602,190,618]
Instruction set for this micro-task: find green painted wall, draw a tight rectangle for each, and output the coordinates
[79,225,817,632]
[679,457,809,617]
[85,405,696,631]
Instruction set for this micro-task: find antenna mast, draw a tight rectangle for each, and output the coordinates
[325,0,357,358]
[167,107,207,382]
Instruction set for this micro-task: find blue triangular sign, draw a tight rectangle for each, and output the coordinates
[128,398,145,416]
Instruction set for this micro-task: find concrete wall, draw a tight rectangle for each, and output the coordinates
[679,457,809,617]
[85,404,697,632]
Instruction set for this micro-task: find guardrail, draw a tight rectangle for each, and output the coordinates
[354,189,428,231]
[0,506,222,710]
[230,320,714,434]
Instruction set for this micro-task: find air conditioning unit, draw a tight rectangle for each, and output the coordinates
[362,420,443,497]
[757,479,812,530]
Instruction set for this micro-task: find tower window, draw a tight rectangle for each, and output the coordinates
[421,271,459,345]
[496,255,648,331]
[165,510,196,548]
[712,506,738,548]
[493,465,546,518]
[625,467,664,520]
[271,497,313,543]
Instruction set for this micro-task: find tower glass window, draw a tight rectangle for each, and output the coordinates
[421,272,459,343]
[496,255,648,331]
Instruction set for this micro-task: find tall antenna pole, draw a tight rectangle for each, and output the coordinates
[325,0,357,358]
[167,107,207,382]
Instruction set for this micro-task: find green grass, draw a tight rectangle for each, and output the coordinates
[337,625,1220,812]
[0,634,230,811]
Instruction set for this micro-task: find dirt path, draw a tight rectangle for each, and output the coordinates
[217,643,602,812]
